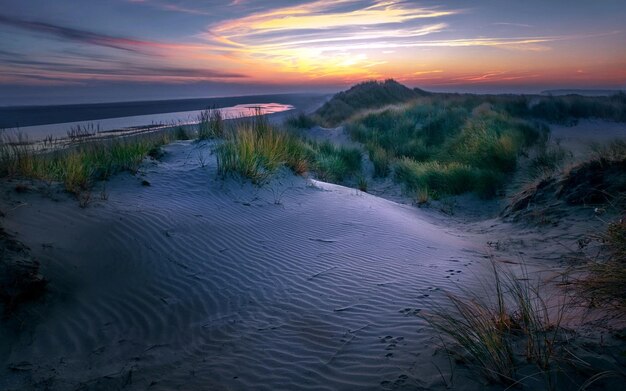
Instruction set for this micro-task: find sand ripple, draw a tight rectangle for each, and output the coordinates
[1,141,487,390]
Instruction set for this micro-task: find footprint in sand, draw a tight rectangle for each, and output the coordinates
[380,374,411,389]
[379,335,405,357]
[444,269,463,278]
[398,307,421,317]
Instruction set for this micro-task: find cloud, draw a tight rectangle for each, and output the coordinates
[126,0,213,15]
[0,18,246,85]
[202,0,457,79]
[492,22,533,28]
[212,0,454,37]
[0,14,208,54]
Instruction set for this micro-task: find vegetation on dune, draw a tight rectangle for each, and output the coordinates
[498,140,625,312]
[581,218,626,307]
[315,79,427,126]
[285,112,317,129]
[216,117,310,184]
[197,107,225,139]
[425,261,574,388]
[499,92,626,124]
[306,80,623,199]
[3,80,624,205]
[506,140,626,217]
[348,98,548,199]
[0,131,170,203]
[216,115,362,185]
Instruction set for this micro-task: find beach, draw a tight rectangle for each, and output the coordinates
[1,91,625,390]
[0,139,493,390]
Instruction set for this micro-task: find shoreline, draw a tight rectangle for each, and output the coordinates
[0,93,328,129]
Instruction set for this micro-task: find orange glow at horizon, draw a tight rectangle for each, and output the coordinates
[1,0,624,91]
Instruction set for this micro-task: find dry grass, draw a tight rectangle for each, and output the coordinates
[424,260,571,387]
[579,218,626,307]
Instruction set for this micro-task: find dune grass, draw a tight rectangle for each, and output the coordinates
[0,131,170,197]
[312,141,361,183]
[216,122,310,184]
[498,92,626,124]
[197,107,225,140]
[425,261,571,387]
[347,99,547,198]
[580,218,626,307]
[315,79,425,126]
[394,158,503,199]
[286,112,317,129]
[216,114,362,185]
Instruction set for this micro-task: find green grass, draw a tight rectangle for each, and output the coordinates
[394,158,503,199]
[216,117,362,185]
[312,141,361,183]
[367,143,391,178]
[315,79,426,126]
[313,81,625,198]
[174,126,190,140]
[286,112,317,129]
[345,96,548,198]
[0,131,169,198]
[216,117,313,185]
[197,107,225,140]
[499,93,626,124]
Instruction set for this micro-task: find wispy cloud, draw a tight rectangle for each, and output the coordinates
[203,0,457,79]
[0,14,161,53]
[492,22,533,28]
[201,0,595,81]
[0,14,247,84]
[126,0,212,15]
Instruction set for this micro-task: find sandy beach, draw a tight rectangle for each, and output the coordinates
[0,139,497,390]
[0,106,624,389]
[2,1,625,389]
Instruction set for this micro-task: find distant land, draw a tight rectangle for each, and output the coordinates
[541,89,625,96]
[0,93,326,129]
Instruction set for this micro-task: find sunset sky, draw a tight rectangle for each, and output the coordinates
[1,0,625,104]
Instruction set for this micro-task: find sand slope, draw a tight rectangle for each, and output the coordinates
[0,141,490,390]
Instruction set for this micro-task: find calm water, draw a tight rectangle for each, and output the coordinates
[13,103,293,141]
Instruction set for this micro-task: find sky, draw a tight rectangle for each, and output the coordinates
[1,0,625,105]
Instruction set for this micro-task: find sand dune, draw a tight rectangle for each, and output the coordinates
[1,141,494,390]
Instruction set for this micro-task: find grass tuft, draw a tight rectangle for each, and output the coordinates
[0,131,169,199]
[425,260,570,387]
[197,107,225,140]
[346,97,547,198]
[580,218,626,306]
[286,112,317,129]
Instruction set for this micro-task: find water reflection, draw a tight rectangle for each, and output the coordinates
[12,103,294,141]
